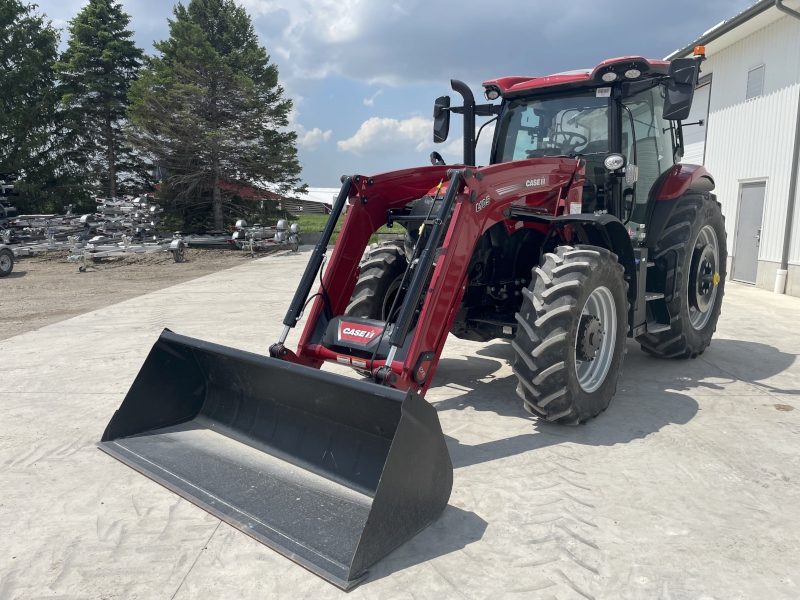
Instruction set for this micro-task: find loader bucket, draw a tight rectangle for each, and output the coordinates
[98,330,453,589]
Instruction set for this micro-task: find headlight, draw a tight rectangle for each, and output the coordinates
[604,154,625,171]
[624,69,641,79]
[601,72,618,82]
[484,87,500,101]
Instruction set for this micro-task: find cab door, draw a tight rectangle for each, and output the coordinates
[621,85,676,225]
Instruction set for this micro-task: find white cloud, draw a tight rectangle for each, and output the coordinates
[363,89,383,106]
[337,116,432,156]
[441,122,496,165]
[296,126,332,150]
[286,100,331,150]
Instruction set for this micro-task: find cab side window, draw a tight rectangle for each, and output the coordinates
[621,86,675,224]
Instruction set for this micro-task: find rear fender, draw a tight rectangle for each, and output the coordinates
[656,164,715,200]
[646,164,716,245]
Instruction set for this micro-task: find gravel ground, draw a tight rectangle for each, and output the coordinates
[0,248,268,341]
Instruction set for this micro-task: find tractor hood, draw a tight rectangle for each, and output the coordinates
[420,157,581,207]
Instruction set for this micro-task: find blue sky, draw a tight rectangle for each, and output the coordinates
[39,0,752,187]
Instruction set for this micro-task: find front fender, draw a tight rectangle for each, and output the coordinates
[543,213,636,301]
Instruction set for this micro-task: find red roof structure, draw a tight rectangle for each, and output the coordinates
[483,56,671,97]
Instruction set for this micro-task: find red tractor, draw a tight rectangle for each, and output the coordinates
[100,51,725,588]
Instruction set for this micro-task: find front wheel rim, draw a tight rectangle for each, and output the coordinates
[0,255,10,272]
[689,225,719,330]
[575,286,617,393]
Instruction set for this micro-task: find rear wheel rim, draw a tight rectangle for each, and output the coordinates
[0,254,10,272]
[689,225,719,330]
[575,286,617,393]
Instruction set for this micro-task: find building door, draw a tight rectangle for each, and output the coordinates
[733,182,766,284]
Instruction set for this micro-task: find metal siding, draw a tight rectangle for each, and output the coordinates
[700,14,800,264]
[791,162,800,265]
[682,142,705,165]
[680,84,711,165]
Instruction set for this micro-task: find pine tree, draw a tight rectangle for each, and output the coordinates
[57,0,147,199]
[0,0,79,213]
[127,0,302,231]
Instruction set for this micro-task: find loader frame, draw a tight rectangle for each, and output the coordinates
[271,159,617,394]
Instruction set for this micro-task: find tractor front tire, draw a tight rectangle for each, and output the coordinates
[345,241,407,321]
[513,245,628,424]
[639,192,726,358]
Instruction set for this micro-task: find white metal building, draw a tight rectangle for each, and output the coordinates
[668,0,800,295]
[279,187,339,215]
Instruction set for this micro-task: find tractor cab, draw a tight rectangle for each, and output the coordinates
[434,55,703,237]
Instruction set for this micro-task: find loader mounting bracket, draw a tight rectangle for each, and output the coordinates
[269,343,288,358]
[374,365,398,385]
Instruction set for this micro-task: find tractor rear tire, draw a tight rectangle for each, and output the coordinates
[639,192,726,359]
[512,245,628,424]
[345,241,407,321]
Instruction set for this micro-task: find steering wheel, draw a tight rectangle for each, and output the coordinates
[553,131,588,151]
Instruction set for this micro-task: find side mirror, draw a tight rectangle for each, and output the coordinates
[433,95,450,143]
[663,58,698,121]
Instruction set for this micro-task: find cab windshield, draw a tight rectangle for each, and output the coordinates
[493,92,610,163]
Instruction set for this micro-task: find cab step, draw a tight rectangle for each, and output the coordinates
[646,322,671,334]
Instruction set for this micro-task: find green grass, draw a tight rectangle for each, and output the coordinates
[290,214,398,244]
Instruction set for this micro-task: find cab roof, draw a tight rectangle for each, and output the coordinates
[483,56,671,98]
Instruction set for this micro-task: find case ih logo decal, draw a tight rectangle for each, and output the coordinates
[476,196,490,212]
[339,322,382,344]
[497,177,546,196]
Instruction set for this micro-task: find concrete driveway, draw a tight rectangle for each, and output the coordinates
[1,247,799,599]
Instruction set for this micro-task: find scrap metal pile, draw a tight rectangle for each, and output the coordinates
[0,190,301,276]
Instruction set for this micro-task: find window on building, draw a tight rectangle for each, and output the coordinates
[746,65,765,100]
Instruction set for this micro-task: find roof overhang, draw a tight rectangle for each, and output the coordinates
[666,0,800,60]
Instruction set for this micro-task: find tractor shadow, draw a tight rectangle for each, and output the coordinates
[364,338,797,587]
[430,337,798,470]
[6,270,27,278]
[364,338,797,586]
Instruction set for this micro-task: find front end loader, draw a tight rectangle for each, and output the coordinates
[100,49,725,588]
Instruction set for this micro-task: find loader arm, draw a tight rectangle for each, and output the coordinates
[283,158,585,395]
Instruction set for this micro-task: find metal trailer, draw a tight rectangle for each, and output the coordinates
[68,236,187,271]
[182,219,301,252]
[231,219,301,252]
